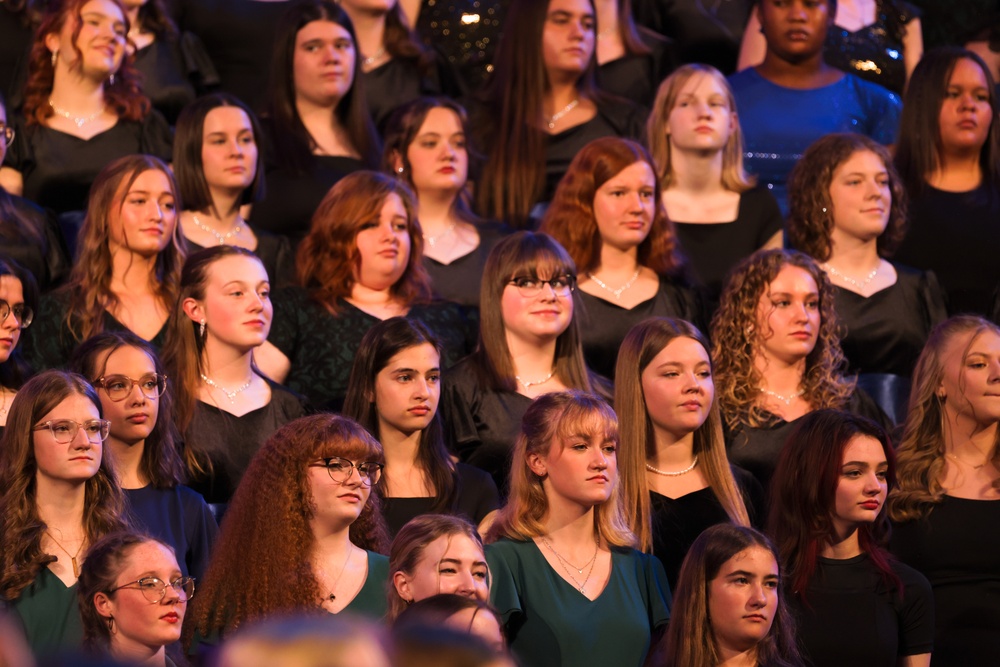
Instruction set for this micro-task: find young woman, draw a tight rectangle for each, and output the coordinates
[484,391,670,667]
[343,318,498,537]
[540,136,698,378]
[614,317,756,591]
[769,409,933,667]
[648,64,783,309]
[394,594,506,655]
[387,514,490,620]
[893,48,1000,316]
[78,531,194,667]
[727,0,901,216]
[69,331,217,579]
[173,93,293,288]
[660,523,802,667]
[162,246,305,504]
[0,256,37,430]
[248,0,381,242]
[0,370,127,654]
[475,0,644,229]
[183,414,390,654]
[0,0,172,214]
[26,154,186,371]
[591,0,675,108]
[260,170,473,411]
[438,231,605,494]
[711,249,886,491]
[383,96,510,307]
[890,315,1000,666]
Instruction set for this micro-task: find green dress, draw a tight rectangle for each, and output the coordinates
[486,538,671,667]
[9,567,83,655]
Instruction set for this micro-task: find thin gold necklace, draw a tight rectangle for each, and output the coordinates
[46,530,86,578]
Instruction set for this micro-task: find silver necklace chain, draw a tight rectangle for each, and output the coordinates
[587,269,641,300]
[646,455,699,477]
[546,99,579,130]
[319,547,355,602]
[540,534,599,593]
[822,262,879,289]
[760,388,804,406]
[362,46,386,67]
[201,373,253,403]
[49,99,105,128]
[424,221,457,247]
[191,214,243,245]
[515,370,555,390]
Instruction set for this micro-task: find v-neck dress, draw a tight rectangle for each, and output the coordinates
[8,567,83,656]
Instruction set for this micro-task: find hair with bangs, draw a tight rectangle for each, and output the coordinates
[184,414,389,648]
[473,231,594,393]
[486,391,635,547]
[787,133,907,262]
[296,170,431,315]
[614,318,749,553]
[647,64,755,191]
[540,137,683,276]
[0,256,39,391]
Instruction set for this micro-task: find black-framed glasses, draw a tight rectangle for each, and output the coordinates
[309,457,383,486]
[0,124,13,148]
[32,419,111,443]
[94,373,168,402]
[109,576,196,603]
[506,274,576,298]
[0,299,31,329]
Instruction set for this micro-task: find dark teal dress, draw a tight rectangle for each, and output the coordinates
[9,567,83,655]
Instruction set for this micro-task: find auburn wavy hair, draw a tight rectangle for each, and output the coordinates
[539,136,682,277]
[787,133,907,262]
[711,249,853,431]
[183,414,389,646]
[0,370,128,600]
[22,0,150,127]
[889,316,1000,521]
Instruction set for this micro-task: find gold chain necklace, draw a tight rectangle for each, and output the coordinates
[46,530,86,578]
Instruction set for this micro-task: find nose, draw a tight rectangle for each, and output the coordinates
[455,570,476,597]
[0,308,18,330]
[988,359,1000,383]
[71,425,93,448]
[682,371,704,393]
[126,381,147,405]
[162,581,183,604]
[748,582,767,608]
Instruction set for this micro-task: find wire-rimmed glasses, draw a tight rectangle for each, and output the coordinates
[93,373,168,402]
[309,457,383,486]
[0,299,32,328]
[109,576,196,603]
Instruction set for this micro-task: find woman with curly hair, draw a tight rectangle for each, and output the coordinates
[259,170,473,411]
[183,414,391,654]
[0,370,127,654]
[485,391,670,667]
[540,136,697,379]
[711,248,886,491]
[889,315,1000,666]
[26,154,185,371]
[769,409,933,667]
[614,317,756,591]
[0,0,172,214]
[659,523,802,667]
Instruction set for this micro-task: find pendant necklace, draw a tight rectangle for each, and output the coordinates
[362,47,386,68]
[947,452,988,470]
[646,456,699,477]
[540,533,599,593]
[587,268,641,300]
[201,373,253,403]
[192,214,243,245]
[321,548,355,602]
[424,221,457,247]
[46,531,86,578]
[546,99,579,130]
[49,99,105,128]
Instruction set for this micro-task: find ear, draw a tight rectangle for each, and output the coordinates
[527,451,547,477]
[182,297,204,324]
[44,31,61,57]
[393,570,413,603]
[390,150,404,173]
[93,591,115,619]
[728,111,737,135]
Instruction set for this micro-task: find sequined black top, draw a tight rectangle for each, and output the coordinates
[823,0,920,95]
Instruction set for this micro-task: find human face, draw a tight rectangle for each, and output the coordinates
[405,107,468,196]
[938,329,1000,428]
[667,74,736,153]
[0,276,25,364]
[97,345,160,448]
[708,546,780,656]
[395,533,489,603]
[100,542,186,656]
[641,337,714,442]
[374,343,440,437]
[0,102,9,165]
[592,161,656,252]
[294,20,356,107]
[828,149,891,246]
[354,193,412,290]
[193,255,272,352]
[108,169,177,258]
[33,392,103,486]
[446,607,505,653]
[755,265,820,367]
[307,453,373,530]
[757,0,831,63]
[500,271,574,346]
[532,431,617,509]
[542,0,595,78]
[201,106,258,194]
[938,58,994,155]
[48,0,126,79]
[832,435,888,537]
[338,0,397,13]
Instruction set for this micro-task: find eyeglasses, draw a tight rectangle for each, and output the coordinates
[109,576,196,603]
[0,124,13,148]
[93,373,167,402]
[309,457,383,486]
[0,299,31,329]
[506,275,576,298]
[32,419,111,444]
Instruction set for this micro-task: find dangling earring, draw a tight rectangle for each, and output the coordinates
[51,49,58,67]
[107,616,116,635]
[108,72,115,87]
[199,320,206,338]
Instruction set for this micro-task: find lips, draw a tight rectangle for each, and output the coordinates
[786,30,810,41]
[859,500,880,510]
[680,400,703,410]
[161,612,179,623]
[588,474,609,483]
[790,331,813,339]
[438,166,456,174]
[744,613,768,622]
[408,405,431,416]
[339,492,362,502]
[126,414,149,424]
[244,319,267,327]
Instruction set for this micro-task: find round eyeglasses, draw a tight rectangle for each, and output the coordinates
[309,457,383,486]
[0,299,32,329]
[109,576,196,603]
[1,124,13,148]
[94,373,168,402]
[506,275,576,298]
[32,419,111,444]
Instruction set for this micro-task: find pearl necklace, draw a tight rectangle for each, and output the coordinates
[362,46,386,68]
[761,388,804,406]
[424,221,457,247]
[822,262,879,289]
[646,456,699,477]
[539,534,599,593]
[192,214,243,245]
[49,99,105,128]
[546,99,579,130]
[516,370,555,390]
[201,373,253,403]
[587,269,641,300]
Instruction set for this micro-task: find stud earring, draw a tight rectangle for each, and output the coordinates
[108,72,115,86]
[396,166,404,174]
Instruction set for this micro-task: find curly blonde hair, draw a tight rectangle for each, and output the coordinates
[711,249,853,430]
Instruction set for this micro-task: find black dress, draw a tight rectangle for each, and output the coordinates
[361,56,442,133]
[891,496,1000,667]
[267,287,476,411]
[423,220,511,307]
[595,28,677,109]
[124,484,219,580]
[0,190,71,291]
[133,32,219,126]
[0,4,32,101]
[893,181,1000,317]
[183,230,295,289]
[789,554,934,667]
[380,462,500,538]
[631,0,754,74]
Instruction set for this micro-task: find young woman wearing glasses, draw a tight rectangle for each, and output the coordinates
[0,256,38,432]
[0,370,127,655]
[70,331,217,581]
[78,530,194,667]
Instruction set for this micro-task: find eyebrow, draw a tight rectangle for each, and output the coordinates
[841,460,887,468]
[440,557,488,567]
[390,366,440,374]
